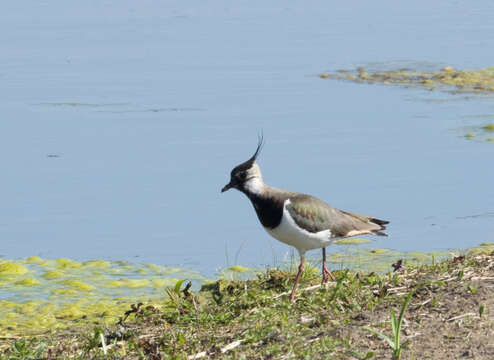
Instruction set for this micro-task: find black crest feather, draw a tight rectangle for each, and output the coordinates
[250,132,264,162]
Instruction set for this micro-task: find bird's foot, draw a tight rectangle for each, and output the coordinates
[322,265,335,284]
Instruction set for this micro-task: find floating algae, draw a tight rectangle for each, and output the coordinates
[43,270,63,279]
[218,265,260,281]
[51,289,78,296]
[408,252,428,261]
[14,278,40,286]
[460,123,494,143]
[61,280,95,291]
[119,278,152,288]
[469,242,494,255]
[106,280,125,288]
[370,249,389,254]
[83,260,111,268]
[24,256,43,263]
[56,258,82,269]
[0,262,28,275]
[151,277,180,288]
[54,304,86,319]
[320,65,494,94]
[0,257,206,336]
[335,238,371,245]
[322,247,452,274]
[228,265,250,272]
[480,242,494,247]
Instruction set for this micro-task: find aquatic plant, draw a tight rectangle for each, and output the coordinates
[321,66,494,94]
[0,262,28,275]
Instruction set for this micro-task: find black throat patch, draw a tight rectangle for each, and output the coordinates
[243,191,287,229]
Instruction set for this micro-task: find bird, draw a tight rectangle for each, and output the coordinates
[221,136,389,302]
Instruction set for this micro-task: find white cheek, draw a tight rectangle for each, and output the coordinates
[244,177,263,195]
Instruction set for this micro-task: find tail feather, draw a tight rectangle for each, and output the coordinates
[370,218,389,236]
[338,210,390,238]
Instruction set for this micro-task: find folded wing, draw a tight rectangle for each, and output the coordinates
[285,194,389,238]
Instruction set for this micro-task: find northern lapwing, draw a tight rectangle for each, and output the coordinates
[222,136,389,302]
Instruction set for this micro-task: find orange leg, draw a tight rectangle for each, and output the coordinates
[290,254,305,303]
[322,248,335,284]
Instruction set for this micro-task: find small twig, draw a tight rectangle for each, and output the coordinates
[0,336,20,340]
[221,340,243,353]
[406,332,422,339]
[470,276,494,281]
[447,313,477,322]
[187,339,243,359]
[420,298,432,306]
[192,296,198,312]
[412,298,432,310]
[100,333,107,355]
[246,307,259,315]
[387,286,408,293]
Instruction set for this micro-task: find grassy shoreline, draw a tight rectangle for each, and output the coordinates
[1,249,493,359]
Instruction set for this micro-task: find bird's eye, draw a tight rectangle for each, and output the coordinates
[237,172,246,180]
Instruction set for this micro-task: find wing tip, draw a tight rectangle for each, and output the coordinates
[370,218,389,236]
[371,217,390,226]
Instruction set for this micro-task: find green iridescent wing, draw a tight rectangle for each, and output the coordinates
[286,194,388,237]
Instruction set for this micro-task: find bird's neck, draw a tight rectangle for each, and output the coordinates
[242,176,266,197]
[240,180,288,229]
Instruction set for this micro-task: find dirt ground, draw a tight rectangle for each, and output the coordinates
[342,254,494,359]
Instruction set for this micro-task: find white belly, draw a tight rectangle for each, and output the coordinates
[264,199,335,255]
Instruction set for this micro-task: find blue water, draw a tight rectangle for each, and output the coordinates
[1,1,493,275]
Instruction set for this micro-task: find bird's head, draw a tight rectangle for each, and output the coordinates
[222,135,264,194]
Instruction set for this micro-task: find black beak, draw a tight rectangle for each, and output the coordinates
[221,182,233,193]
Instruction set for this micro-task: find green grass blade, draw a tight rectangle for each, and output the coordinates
[397,291,413,329]
[364,326,396,350]
[390,310,397,344]
[174,279,187,294]
[396,291,413,344]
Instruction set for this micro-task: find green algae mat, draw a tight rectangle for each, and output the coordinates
[0,257,205,336]
[320,65,494,94]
